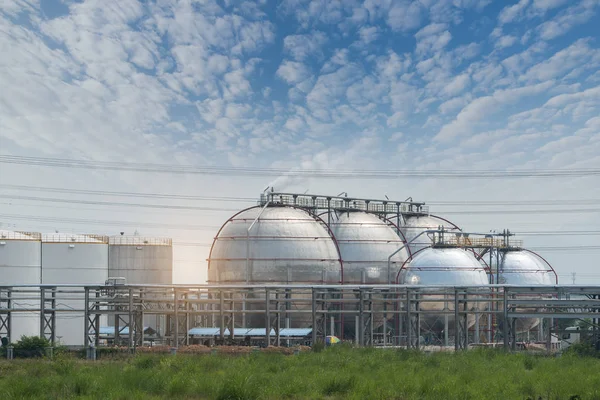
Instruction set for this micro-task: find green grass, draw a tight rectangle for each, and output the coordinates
[0,347,599,399]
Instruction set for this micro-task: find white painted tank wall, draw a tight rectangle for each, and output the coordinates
[108,241,173,284]
[42,235,109,346]
[0,231,41,341]
[108,237,173,335]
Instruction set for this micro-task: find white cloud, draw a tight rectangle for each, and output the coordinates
[414,23,452,56]
[495,35,518,49]
[387,1,424,32]
[435,81,555,141]
[537,0,599,40]
[442,73,470,97]
[283,31,328,61]
[276,60,311,85]
[521,39,600,83]
[498,0,530,25]
[358,25,379,44]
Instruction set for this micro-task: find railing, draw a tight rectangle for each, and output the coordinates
[0,284,598,352]
[259,193,429,215]
[0,231,42,240]
[108,236,172,246]
[41,234,109,243]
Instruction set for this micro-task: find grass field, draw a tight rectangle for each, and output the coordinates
[0,346,597,399]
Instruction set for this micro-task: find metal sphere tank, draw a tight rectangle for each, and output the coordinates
[330,211,409,284]
[0,230,41,341]
[494,250,557,333]
[398,247,489,333]
[208,206,342,328]
[329,211,409,336]
[401,215,460,255]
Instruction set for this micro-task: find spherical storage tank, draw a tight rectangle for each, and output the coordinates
[330,211,409,335]
[492,250,557,333]
[398,247,489,333]
[401,215,461,255]
[330,211,409,284]
[208,206,342,328]
[0,230,41,341]
[41,234,109,346]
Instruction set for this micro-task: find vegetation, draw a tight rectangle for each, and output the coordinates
[0,346,599,399]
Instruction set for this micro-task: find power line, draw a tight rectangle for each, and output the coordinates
[0,184,255,202]
[0,214,220,231]
[0,195,239,212]
[2,195,600,216]
[2,154,599,178]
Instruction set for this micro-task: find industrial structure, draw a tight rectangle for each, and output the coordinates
[207,191,559,343]
[0,232,172,344]
[0,190,564,349]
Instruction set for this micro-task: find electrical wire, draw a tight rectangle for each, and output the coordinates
[0,184,255,202]
[0,195,239,212]
[2,154,599,178]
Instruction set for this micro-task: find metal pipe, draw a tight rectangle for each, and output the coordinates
[246,200,271,283]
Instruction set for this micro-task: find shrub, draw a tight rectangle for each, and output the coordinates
[12,336,51,358]
[312,340,325,353]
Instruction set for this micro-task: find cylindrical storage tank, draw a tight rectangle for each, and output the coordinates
[41,234,109,346]
[108,236,173,337]
[0,231,41,341]
[496,250,556,333]
[398,247,489,335]
[208,206,342,328]
[401,215,460,255]
[330,211,409,336]
[108,236,173,284]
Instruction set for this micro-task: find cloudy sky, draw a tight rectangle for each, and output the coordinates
[1,0,599,284]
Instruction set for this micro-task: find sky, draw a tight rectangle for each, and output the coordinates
[0,0,599,284]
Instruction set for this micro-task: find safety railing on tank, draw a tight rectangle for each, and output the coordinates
[41,234,109,243]
[0,231,41,240]
[259,193,429,215]
[439,237,524,248]
[108,236,172,246]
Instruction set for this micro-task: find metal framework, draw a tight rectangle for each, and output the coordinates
[1,284,599,352]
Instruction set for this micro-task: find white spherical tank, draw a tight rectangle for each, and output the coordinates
[42,234,109,346]
[401,215,460,255]
[398,248,489,333]
[208,206,342,328]
[0,230,41,341]
[497,250,556,333]
[330,211,409,336]
[209,206,342,285]
[330,211,409,284]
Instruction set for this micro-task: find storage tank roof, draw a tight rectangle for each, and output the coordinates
[42,233,108,243]
[0,230,41,241]
[401,248,489,285]
[109,236,172,246]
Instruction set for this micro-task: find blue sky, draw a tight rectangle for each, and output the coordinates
[1,0,599,283]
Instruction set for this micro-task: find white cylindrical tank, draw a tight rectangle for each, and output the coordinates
[398,247,489,333]
[108,236,172,336]
[108,236,173,284]
[208,206,342,328]
[401,215,461,255]
[42,234,109,346]
[0,230,41,341]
